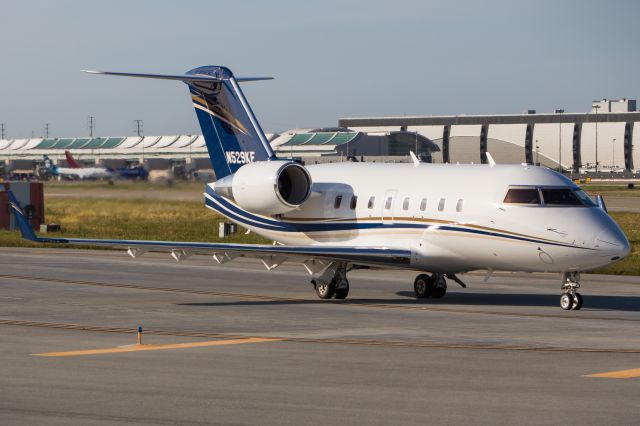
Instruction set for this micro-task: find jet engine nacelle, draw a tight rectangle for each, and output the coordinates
[214,161,312,215]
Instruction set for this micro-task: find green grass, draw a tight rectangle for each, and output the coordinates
[581,184,640,197]
[44,180,203,192]
[0,198,269,248]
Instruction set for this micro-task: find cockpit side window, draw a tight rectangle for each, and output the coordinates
[540,188,582,206]
[503,188,541,205]
[573,188,597,207]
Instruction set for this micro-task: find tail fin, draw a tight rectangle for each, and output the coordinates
[43,155,57,173]
[84,66,277,179]
[65,150,81,168]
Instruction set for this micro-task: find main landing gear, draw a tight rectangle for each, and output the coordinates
[560,272,583,311]
[413,273,447,299]
[311,262,349,300]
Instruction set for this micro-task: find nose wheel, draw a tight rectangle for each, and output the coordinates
[560,272,583,310]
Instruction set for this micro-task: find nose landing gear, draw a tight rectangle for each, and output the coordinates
[560,272,583,310]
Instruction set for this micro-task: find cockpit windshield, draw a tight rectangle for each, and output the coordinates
[540,188,582,206]
[503,188,541,205]
[503,187,596,207]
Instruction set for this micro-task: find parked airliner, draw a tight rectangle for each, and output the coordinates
[10,66,630,310]
[42,154,113,180]
[64,150,149,180]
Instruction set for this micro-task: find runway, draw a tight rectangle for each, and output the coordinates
[1,248,639,424]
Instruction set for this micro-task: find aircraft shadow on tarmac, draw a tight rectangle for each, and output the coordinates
[177,292,640,312]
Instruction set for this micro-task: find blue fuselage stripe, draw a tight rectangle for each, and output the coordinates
[205,191,594,250]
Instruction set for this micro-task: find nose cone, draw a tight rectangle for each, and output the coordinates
[594,226,631,259]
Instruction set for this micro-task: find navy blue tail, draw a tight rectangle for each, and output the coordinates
[84,65,277,179]
[185,66,276,178]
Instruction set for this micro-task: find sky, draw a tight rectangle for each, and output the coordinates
[0,0,639,138]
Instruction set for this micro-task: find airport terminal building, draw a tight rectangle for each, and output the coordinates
[1,98,639,175]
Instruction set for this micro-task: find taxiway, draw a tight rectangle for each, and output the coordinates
[0,248,639,425]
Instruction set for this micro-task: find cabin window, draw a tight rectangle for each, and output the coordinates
[503,188,541,205]
[438,198,445,211]
[334,195,342,209]
[540,188,582,206]
[350,195,358,210]
[419,198,427,211]
[385,197,393,210]
[368,196,375,209]
[402,197,410,211]
[456,199,464,212]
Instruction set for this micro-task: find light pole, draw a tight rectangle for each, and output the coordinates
[555,109,564,172]
[612,138,616,170]
[535,139,540,166]
[593,104,600,173]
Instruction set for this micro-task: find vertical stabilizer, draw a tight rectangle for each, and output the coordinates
[84,66,276,179]
[65,150,81,168]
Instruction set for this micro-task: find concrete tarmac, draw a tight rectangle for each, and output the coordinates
[0,247,639,425]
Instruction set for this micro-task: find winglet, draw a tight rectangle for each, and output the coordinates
[409,151,420,167]
[486,152,496,167]
[7,191,39,241]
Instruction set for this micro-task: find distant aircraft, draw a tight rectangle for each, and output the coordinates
[10,66,630,311]
[42,154,113,180]
[64,150,148,180]
[64,150,82,168]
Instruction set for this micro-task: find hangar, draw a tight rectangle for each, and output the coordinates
[339,99,640,173]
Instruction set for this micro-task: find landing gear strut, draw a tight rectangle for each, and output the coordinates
[413,273,447,299]
[560,272,583,310]
[311,262,349,300]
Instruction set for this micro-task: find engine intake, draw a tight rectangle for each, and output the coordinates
[214,161,312,215]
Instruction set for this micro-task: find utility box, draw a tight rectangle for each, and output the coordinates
[218,222,237,238]
[0,181,45,231]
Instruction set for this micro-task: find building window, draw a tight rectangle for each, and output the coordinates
[420,198,427,211]
[334,195,342,209]
[368,196,375,209]
[456,199,464,212]
[438,198,445,211]
[385,197,393,210]
[350,195,358,210]
[402,197,410,211]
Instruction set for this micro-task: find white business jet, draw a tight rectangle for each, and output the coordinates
[9,66,630,311]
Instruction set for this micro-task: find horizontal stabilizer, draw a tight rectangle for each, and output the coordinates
[82,70,273,83]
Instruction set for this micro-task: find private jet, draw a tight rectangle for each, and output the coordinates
[10,66,630,310]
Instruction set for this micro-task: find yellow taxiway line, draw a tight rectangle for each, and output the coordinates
[585,368,640,379]
[33,337,281,357]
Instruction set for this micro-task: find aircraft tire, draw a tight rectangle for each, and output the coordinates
[334,280,349,299]
[431,276,447,299]
[414,274,432,298]
[560,293,574,310]
[316,281,335,299]
[572,292,583,310]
